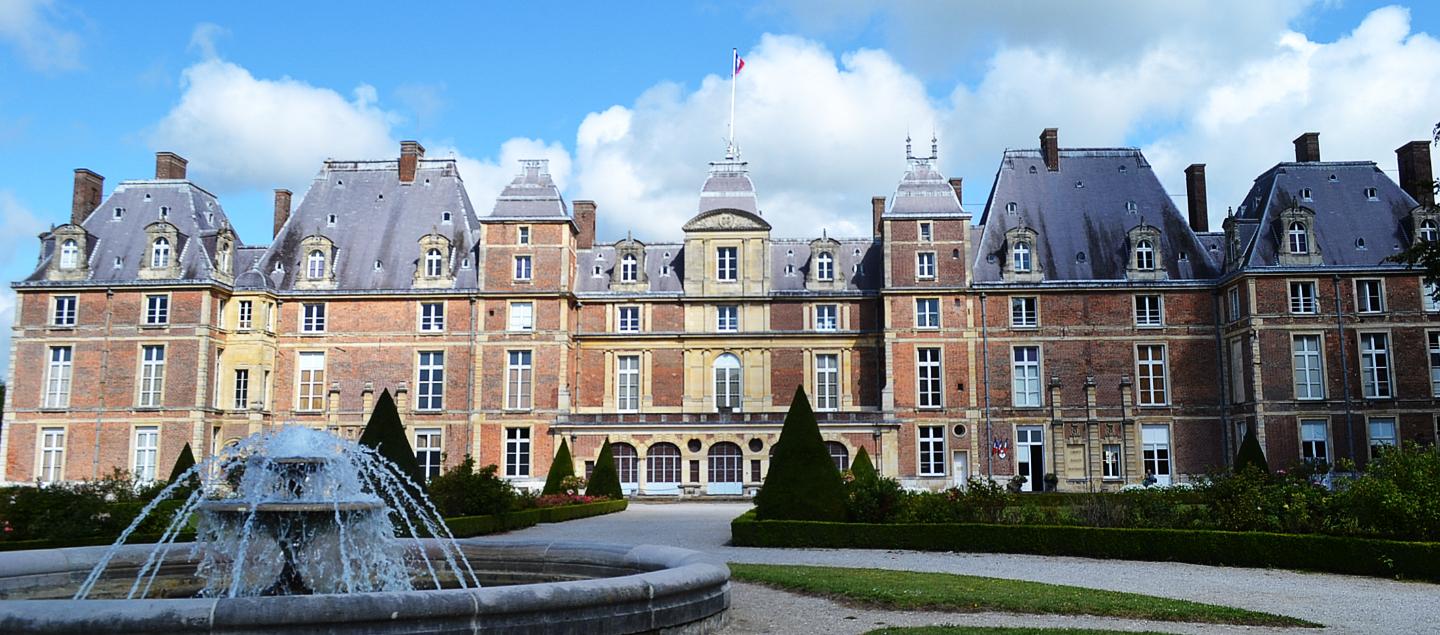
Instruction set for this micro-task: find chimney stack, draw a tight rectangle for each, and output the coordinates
[399,140,425,183]
[1040,128,1060,171]
[1396,141,1435,207]
[155,152,188,180]
[273,189,292,238]
[871,196,886,239]
[573,200,596,249]
[1293,132,1320,163]
[1184,164,1209,232]
[948,177,964,209]
[71,169,104,226]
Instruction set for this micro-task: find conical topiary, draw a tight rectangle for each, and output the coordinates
[359,389,424,488]
[166,442,197,486]
[586,440,623,499]
[542,438,576,495]
[850,446,877,482]
[1234,426,1270,474]
[754,385,846,521]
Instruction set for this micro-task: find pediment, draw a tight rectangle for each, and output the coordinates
[682,208,772,232]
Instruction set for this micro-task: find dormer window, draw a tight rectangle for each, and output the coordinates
[1300,188,1313,201]
[592,265,603,276]
[1364,187,1378,200]
[59,240,79,269]
[274,262,284,273]
[1420,220,1438,243]
[1125,201,1137,213]
[1287,221,1309,254]
[1028,165,1037,174]
[327,214,337,227]
[1006,202,1017,214]
[1328,174,1337,182]
[441,211,452,223]
[425,248,444,277]
[620,253,638,282]
[1134,240,1155,271]
[307,250,326,279]
[113,207,124,220]
[1118,165,1128,174]
[150,238,171,268]
[785,264,794,276]
[374,260,383,271]
[113,256,123,269]
[816,252,834,281]
[159,206,169,219]
[1012,241,1032,273]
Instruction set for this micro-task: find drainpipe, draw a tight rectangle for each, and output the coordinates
[91,288,114,479]
[1212,289,1231,465]
[467,297,477,460]
[1332,275,1356,463]
[979,292,993,479]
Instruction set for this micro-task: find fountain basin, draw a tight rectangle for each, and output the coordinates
[0,539,730,634]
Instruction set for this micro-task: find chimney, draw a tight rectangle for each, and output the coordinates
[1396,141,1435,207]
[1293,132,1320,163]
[1040,128,1059,171]
[399,140,425,183]
[155,152,188,180]
[1184,164,1209,232]
[71,169,103,226]
[273,189,292,238]
[871,196,886,239]
[573,200,596,249]
[947,178,963,208]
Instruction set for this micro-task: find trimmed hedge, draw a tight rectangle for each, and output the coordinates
[446,499,628,538]
[731,510,1440,581]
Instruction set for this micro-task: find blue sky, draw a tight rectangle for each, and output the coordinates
[2,0,1438,377]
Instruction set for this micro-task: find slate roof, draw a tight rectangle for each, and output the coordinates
[697,156,759,214]
[973,148,1218,283]
[488,159,568,219]
[573,239,882,295]
[885,156,965,217]
[576,244,685,294]
[254,158,480,292]
[23,179,238,284]
[1229,161,1419,270]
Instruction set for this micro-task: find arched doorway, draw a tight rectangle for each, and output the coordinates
[611,442,638,494]
[645,442,681,495]
[706,442,743,495]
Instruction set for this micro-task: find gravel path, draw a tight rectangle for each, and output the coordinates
[502,502,1439,634]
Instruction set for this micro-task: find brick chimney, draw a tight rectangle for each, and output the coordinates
[948,178,964,209]
[573,200,596,249]
[1184,164,1209,232]
[71,169,103,226]
[1396,141,1435,207]
[871,196,886,239]
[1040,128,1060,171]
[399,140,425,183]
[273,189,292,238]
[1293,132,1320,162]
[155,152,187,180]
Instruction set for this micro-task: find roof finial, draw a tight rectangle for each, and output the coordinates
[905,133,912,160]
[930,130,938,160]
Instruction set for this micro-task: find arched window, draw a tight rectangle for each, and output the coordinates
[621,253,638,282]
[150,238,170,269]
[611,443,638,486]
[707,442,743,484]
[1135,240,1155,271]
[1012,241,1032,273]
[307,250,326,279]
[816,252,834,281]
[59,239,79,269]
[1420,219,1438,243]
[714,353,742,412]
[1287,221,1309,254]
[825,441,850,471]
[425,248,444,277]
[646,442,681,486]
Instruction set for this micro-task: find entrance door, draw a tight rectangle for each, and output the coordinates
[1016,426,1045,492]
[706,442,743,495]
[951,451,969,489]
[1141,424,1172,486]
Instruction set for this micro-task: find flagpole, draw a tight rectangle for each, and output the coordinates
[729,48,737,158]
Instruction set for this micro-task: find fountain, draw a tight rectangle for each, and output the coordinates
[0,427,729,633]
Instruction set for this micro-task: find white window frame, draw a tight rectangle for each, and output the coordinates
[52,295,77,327]
[301,302,326,333]
[1424,280,1440,312]
[504,427,531,477]
[145,294,169,325]
[618,305,641,333]
[620,254,639,282]
[916,347,943,409]
[424,249,444,277]
[1011,345,1041,408]
[916,251,936,279]
[150,237,171,268]
[713,353,742,412]
[416,351,444,411]
[716,246,738,281]
[1367,417,1397,459]
[1141,424,1172,485]
[1300,419,1329,464]
[1102,443,1123,480]
[508,301,534,332]
[1355,279,1384,313]
[1359,332,1392,399]
[1012,241,1032,273]
[39,427,65,484]
[915,298,940,329]
[1135,344,1168,406]
[1429,330,1440,397]
[133,426,159,483]
[917,425,945,476]
[1287,221,1309,254]
[1134,240,1155,271]
[419,301,446,332]
[44,346,73,408]
[816,252,834,281]
[1227,287,1241,322]
[517,226,531,245]
[138,344,166,408]
[415,428,443,481]
[307,250,326,279]
[815,304,839,331]
[716,305,738,332]
[59,239,79,269]
[1228,338,1246,403]
[1134,294,1163,327]
[617,354,640,413]
[814,353,839,411]
[237,299,253,330]
[296,351,326,412]
[1292,334,1325,400]
[1010,296,1037,328]
[918,221,933,242]
[505,350,533,411]
[233,368,250,410]
[1289,280,1318,314]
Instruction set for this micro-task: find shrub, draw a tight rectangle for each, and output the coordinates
[845,475,905,523]
[1234,427,1270,474]
[424,456,517,518]
[358,389,424,489]
[850,447,877,482]
[754,386,846,521]
[542,438,576,496]
[586,440,624,499]
[166,443,198,485]
[1332,443,1440,541]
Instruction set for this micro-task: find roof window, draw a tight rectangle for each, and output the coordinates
[1364,187,1377,200]
[1125,201,1137,213]
[159,206,169,219]
[327,214,337,226]
[1006,202,1017,214]
[1118,165,1128,174]
[1355,238,1367,250]
[785,264,795,276]
[113,207,124,220]
[462,257,471,269]
[1178,251,1189,262]
[1076,251,1086,263]
[336,179,344,186]
[1074,181,1084,189]
[144,193,151,201]
[1328,174,1338,182]
[786,249,793,257]
[113,256,123,269]
[853,248,861,256]
[1300,188,1313,201]
[593,265,603,276]
[442,211,452,223]
[1028,165,1037,174]
[373,260,383,271]
[424,178,431,186]
[206,212,213,224]
[377,193,384,200]
[274,262,284,273]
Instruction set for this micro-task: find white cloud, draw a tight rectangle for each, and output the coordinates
[437,137,572,216]
[0,191,47,379]
[0,0,83,72]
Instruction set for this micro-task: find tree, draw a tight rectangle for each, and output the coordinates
[541,437,576,495]
[358,389,424,488]
[1387,123,1440,292]
[1234,426,1270,474]
[586,440,624,499]
[850,446,877,482]
[754,385,846,521]
[166,442,197,485]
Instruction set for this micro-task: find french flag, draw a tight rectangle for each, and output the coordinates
[733,50,745,76]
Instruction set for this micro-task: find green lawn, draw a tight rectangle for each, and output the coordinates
[866,628,1173,635]
[728,563,1318,628]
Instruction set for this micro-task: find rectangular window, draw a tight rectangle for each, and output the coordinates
[301,303,326,333]
[618,306,640,333]
[417,351,444,411]
[916,252,936,279]
[39,428,64,484]
[1134,295,1163,326]
[1424,281,1440,312]
[617,355,640,412]
[506,350,533,410]
[917,347,942,409]
[716,305,738,332]
[915,298,940,329]
[919,221,933,242]
[508,302,533,332]
[133,426,159,482]
[815,304,838,331]
[1012,346,1041,407]
[1102,444,1123,480]
[1430,332,1440,397]
[52,295,77,327]
[145,294,169,325]
[815,353,839,411]
[1141,425,1172,483]
[233,368,250,410]
[1227,287,1241,322]
[421,302,446,332]
[1010,297,1037,328]
[1228,338,1245,403]
[513,255,533,281]
[1356,279,1384,313]
[1292,334,1324,400]
[1368,417,1397,459]
[1301,419,1329,463]
[918,425,944,476]
[517,226,531,245]
[1136,344,1168,406]
[297,351,326,411]
[1289,281,1318,314]
[1359,333,1392,399]
[715,358,742,412]
[716,246,738,281]
[415,428,442,480]
[505,428,530,477]
[139,345,165,407]
[237,300,253,330]
[44,346,72,408]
